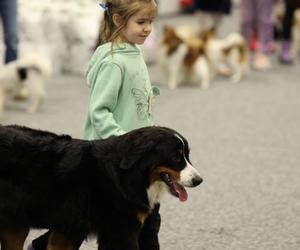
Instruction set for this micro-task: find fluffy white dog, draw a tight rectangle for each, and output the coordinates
[0,53,52,117]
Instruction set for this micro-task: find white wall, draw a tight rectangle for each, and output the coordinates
[157,0,181,15]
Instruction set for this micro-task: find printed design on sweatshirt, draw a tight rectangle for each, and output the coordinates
[129,71,140,81]
[131,84,152,121]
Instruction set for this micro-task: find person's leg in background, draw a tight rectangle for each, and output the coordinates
[210,12,224,36]
[196,11,214,32]
[280,0,298,64]
[0,0,18,63]
[240,0,255,49]
[196,10,225,35]
[252,0,273,70]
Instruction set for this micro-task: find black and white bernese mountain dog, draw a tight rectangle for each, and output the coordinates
[0,125,202,250]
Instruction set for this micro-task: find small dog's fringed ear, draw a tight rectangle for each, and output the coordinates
[163,25,172,32]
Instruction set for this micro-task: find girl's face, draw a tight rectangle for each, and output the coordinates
[121,7,155,45]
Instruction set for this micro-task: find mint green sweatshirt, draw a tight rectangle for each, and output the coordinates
[84,43,159,140]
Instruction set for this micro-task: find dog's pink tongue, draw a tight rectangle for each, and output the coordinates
[173,182,188,202]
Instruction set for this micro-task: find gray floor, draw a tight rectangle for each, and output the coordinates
[1,9,300,250]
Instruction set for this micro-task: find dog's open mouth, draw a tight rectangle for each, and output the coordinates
[160,172,188,202]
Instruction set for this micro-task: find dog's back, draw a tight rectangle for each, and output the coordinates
[0,125,94,233]
[0,125,86,188]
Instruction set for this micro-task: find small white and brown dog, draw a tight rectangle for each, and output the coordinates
[0,53,51,117]
[199,28,249,83]
[157,25,210,90]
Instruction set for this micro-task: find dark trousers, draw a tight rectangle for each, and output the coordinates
[0,0,18,63]
[32,205,161,250]
[282,0,298,40]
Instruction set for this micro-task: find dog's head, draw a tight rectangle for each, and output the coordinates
[116,126,202,208]
[161,25,184,55]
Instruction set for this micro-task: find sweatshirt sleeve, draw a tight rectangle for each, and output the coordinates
[88,62,126,139]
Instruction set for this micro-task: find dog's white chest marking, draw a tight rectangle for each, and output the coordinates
[147,182,166,209]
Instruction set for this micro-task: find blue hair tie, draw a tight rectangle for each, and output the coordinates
[99,3,109,14]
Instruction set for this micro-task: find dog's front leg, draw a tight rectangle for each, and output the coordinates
[24,73,45,114]
[97,230,140,250]
[195,57,210,90]
[167,65,179,90]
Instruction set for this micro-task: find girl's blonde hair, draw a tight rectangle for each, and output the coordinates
[98,0,157,46]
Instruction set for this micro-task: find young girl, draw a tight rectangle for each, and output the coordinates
[84,0,159,140]
[86,1,161,248]
[29,1,160,250]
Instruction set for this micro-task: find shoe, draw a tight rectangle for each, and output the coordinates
[280,41,293,64]
[252,52,271,71]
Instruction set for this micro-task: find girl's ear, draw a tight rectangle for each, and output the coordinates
[112,13,122,27]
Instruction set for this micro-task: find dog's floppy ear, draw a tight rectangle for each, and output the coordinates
[119,134,157,170]
[163,25,173,33]
[120,155,139,170]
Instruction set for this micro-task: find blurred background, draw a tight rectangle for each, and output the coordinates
[0,0,300,250]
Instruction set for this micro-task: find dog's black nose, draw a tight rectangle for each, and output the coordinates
[192,177,203,186]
